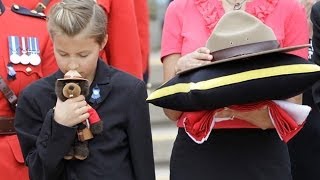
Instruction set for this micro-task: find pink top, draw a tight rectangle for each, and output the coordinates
[161,0,308,58]
[161,0,309,128]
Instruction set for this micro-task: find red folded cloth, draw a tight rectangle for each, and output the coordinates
[182,101,306,144]
[183,110,217,143]
[267,102,304,142]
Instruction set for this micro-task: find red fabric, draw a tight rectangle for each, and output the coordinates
[0,5,57,117]
[179,101,305,143]
[0,4,58,179]
[267,102,304,142]
[4,0,146,79]
[133,0,150,73]
[182,111,216,143]
[88,107,101,125]
[0,135,28,180]
[98,0,144,79]
[2,0,60,13]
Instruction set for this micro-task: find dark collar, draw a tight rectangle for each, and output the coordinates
[91,59,111,86]
[0,0,5,16]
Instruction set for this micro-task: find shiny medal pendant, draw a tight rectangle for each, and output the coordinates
[8,36,20,64]
[20,52,29,65]
[20,37,30,65]
[29,54,41,65]
[28,37,41,66]
[10,53,20,64]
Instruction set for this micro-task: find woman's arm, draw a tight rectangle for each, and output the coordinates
[162,54,183,121]
[162,48,213,121]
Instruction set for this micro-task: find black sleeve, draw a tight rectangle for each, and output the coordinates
[127,81,156,180]
[311,1,320,65]
[14,90,77,180]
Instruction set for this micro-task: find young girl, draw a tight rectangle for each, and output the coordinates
[14,0,155,179]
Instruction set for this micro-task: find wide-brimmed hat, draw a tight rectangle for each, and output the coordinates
[178,10,309,74]
[57,70,88,82]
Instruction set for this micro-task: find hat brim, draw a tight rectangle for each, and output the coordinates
[178,44,310,75]
[57,77,89,82]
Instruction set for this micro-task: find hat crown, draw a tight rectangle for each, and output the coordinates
[206,10,277,52]
[64,70,83,79]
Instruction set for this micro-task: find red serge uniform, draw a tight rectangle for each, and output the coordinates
[134,0,150,81]
[97,0,144,79]
[5,0,149,80]
[0,2,57,179]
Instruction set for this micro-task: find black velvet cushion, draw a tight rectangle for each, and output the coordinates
[147,53,320,111]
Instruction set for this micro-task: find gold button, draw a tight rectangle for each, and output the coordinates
[38,12,45,16]
[26,67,32,73]
[13,4,19,10]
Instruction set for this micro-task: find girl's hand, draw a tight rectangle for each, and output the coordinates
[175,47,213,73]
[54,95,90,127]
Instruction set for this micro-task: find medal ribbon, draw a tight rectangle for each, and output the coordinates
[8,36,20,57]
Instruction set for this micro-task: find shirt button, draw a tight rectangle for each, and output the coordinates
[13,4,19,10]
[26,67,32,73]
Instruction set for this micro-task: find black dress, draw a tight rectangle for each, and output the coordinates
[170,128,292,180]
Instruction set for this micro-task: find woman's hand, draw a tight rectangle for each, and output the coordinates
[215,106,274,130]
[175,47,213,73]
[162,47,213,121]
[54,95,90,127]
[234,106,274,130]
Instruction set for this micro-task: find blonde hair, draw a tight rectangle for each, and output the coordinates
[47,0,107,45]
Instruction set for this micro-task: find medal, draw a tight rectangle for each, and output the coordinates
[29,54,41,65]
[8,36,20,64]
[28,37,41,66]
[20,37,30,65]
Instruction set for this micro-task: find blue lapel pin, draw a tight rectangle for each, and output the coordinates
[89,85,102,104]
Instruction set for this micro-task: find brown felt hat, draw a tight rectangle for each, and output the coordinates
[57,70,88,82]
[179,10,309,74]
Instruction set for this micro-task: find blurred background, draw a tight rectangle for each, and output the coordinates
[147,1,177,180]
[149,0,168,51]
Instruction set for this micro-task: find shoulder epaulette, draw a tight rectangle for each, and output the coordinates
[0,0,5,16]
[11,4,46,19]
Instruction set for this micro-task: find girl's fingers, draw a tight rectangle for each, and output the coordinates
[76,105,89,115]
[78,112,90,123]
[72,95,86,102]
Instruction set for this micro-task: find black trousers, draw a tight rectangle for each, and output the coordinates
[170,128,292,180]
